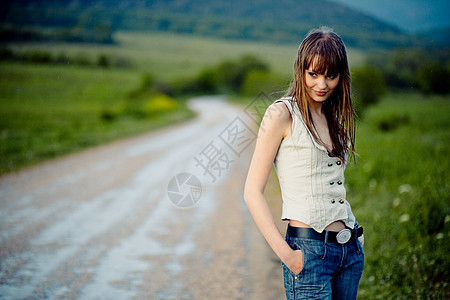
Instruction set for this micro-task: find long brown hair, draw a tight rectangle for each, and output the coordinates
[286,27,355,162]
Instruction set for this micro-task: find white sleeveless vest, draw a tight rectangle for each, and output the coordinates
[273,98,356,233]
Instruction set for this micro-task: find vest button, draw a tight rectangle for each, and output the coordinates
[330,181,334,185]
[336,161,342,165]
[328,162,333,167]
[331,199,336,203]
[337,180,342,185]
[339,199,345,204]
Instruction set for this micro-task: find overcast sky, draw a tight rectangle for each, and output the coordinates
[329,0,450,33]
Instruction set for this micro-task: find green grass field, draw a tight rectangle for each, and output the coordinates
[0,62,194,174]
[345,93,449,298]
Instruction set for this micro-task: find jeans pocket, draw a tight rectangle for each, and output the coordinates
[284,237,306,276]
[300,239,326,259]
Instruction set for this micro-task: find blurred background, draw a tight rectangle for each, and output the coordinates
[0,0,449,299]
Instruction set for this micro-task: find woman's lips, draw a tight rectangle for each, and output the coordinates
[314,91,327,97]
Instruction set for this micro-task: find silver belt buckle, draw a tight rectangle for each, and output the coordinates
[336,228,352,244]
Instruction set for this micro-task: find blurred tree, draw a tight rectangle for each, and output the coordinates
[241,70,287,97]
[352,66,387,116]
[216,55,269,92]
[415,64,450,94]
[196,68,219,94]
[97,54,110,68]
[367,48,450,94]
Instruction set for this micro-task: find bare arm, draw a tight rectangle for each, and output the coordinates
[244,102,303,274]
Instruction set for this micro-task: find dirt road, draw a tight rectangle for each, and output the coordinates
[0,96,285,299]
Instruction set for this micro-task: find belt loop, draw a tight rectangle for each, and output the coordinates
[354,225,360,253]
[322,231,328,259]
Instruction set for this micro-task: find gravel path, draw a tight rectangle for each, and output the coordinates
[0,96,285,299]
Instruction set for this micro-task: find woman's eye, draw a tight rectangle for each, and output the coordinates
[308,72,317,77]
[327,74,339,79]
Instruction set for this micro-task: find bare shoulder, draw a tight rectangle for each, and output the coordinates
[264,101,291,122]
[260,100,292,138]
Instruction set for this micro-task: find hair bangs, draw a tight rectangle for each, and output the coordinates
[305,38,344,77]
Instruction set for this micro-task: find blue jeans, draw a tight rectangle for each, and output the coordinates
[282,232,364,299]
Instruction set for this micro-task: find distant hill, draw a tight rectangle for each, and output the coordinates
[419,27,450,47]
[328,0,450,34]
[0,0,437,49]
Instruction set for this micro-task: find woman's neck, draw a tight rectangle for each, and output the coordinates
[309,101,323,117]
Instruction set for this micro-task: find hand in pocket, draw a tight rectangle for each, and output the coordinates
[286,250,304,275]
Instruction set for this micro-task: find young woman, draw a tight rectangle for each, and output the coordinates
[244,28,365,299]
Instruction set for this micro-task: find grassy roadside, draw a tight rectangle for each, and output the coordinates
[261,92,450,298]
[0,62,195,174]
[347,93,449,299]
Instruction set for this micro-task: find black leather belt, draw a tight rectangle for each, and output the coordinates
[287,224,363,244]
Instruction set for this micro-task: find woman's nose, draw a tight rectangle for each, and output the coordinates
[317,77,327,90]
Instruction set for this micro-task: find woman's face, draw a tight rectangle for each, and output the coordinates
[304,67,340,104]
